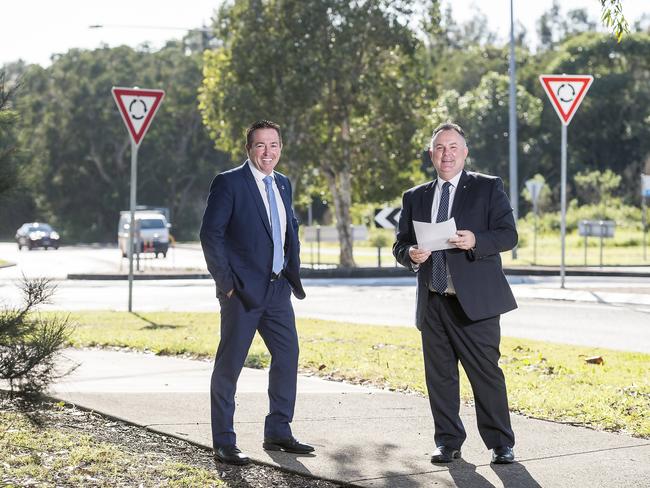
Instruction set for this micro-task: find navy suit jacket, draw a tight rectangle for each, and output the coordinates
[200,161,305,310]
[393,170,517,328]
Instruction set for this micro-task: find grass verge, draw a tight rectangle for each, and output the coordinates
[65,310,650,438]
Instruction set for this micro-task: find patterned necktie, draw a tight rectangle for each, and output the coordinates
[431,181,451,293]
[263,176,284,274]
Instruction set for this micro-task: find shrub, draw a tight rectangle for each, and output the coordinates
[0,278,75,396]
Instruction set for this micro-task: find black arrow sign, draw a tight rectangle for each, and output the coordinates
[374,207,402,229]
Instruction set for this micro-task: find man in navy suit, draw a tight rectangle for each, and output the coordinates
[393,123,517,465]
[200,120,313,465]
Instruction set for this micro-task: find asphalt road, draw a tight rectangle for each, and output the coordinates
[1,242,649,353]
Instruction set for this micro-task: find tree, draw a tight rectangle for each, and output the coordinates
[0,70,19,198]
[418,72,542,191]
[600,0,629,42]
[200,0,421,267]
[13,43,223,241]
[574,169,621,208]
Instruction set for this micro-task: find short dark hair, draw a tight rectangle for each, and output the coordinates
[245,120,282,149]
[430,122,467,148]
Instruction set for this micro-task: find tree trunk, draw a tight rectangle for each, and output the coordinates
[325,168,355,268]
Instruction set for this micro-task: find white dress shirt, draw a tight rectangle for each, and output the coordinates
[248,160,287,249]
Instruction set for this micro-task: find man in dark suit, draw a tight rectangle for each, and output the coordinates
[200,120,314,465]
[393,122,517,465]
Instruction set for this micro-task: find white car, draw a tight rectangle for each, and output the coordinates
[117,211,170,258]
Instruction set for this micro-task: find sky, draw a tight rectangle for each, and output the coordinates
[2,1,649,67]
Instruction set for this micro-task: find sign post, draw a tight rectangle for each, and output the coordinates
[539,74,593,288]
[642,174,650,260]
[112,87,165,311]
[525,179,544,264]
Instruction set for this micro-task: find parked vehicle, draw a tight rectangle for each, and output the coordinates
[117,211,170,258]
[15,222,60,250]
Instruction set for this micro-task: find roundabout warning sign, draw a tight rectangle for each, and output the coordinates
[539,74,593,125]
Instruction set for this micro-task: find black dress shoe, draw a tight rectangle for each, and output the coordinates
[263,436,315,454]
[214,445,250,465]
[431,445,461,463]
[491,446,515,464]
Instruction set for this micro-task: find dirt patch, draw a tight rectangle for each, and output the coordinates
[1,392,343,487]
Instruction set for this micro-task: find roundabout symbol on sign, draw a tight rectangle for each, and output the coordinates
[556,83,576,103]
[128,99,147,120]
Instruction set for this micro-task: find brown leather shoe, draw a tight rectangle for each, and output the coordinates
[491,446,515,464]
[431,445,461,463]
[214,445,250,465]
[263,436,314,454]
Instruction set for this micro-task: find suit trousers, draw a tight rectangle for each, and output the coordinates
[210,276,298,448]
[421,292,515,450]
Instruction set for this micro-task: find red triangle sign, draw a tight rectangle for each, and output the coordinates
[539,75,593,126]
[112,87,165,146]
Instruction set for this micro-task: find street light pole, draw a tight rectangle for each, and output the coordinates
[509,0,519,259]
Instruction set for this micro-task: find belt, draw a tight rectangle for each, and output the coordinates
[270,270,284,281]
[429,289,456,297]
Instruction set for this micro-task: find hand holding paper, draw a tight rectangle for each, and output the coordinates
[413,218,458,252]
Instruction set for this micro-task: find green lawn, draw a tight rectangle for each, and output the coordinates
[300,227,650,267]
[65,311,650,437]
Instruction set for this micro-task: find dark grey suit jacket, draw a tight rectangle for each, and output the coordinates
[200,161,305,310]
[393,170,517,328]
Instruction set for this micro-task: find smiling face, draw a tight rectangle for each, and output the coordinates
[247,127,282,175]
[429,129,468,181]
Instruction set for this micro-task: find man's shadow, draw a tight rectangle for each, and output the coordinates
[264,449,317,476]
[446,459,542,488]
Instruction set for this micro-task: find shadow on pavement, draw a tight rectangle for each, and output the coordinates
[448,459,496,488]
[130,311,183,330]
[490,462,543,488]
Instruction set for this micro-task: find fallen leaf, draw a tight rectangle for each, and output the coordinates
[585,356,604,365]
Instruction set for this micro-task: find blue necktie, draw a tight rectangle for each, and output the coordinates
[431,181,451,293]
[263,176,284,274]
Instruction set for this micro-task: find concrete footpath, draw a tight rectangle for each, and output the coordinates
[49,348,650,488]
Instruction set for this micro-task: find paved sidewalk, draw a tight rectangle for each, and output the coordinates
[49,349,650,488]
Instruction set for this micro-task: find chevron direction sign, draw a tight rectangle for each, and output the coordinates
[374,207,401,229]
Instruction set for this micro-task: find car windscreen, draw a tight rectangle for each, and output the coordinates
[139,219,165,230]
[29,224,53,232]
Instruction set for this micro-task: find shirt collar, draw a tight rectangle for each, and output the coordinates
[437,171,462,190]
[248,159,274,182]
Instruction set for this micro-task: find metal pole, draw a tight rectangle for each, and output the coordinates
[641,189,648,261]
[509,0,518,259]
[533,209,538,265]
[128,140,138,312]
[316,226,321,267]
[560,124,566,288]
[599,231,604,267]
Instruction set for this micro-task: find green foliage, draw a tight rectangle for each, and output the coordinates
[523,199,643,233]
[0,70,19,198]
[11,44,225,241]
[600,0,630,42]
[0,278,74,395]
[574,169,622,206]
[417,72,542,187]
[200,0,422,266]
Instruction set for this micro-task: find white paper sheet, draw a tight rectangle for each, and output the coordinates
[413,218,458,251]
